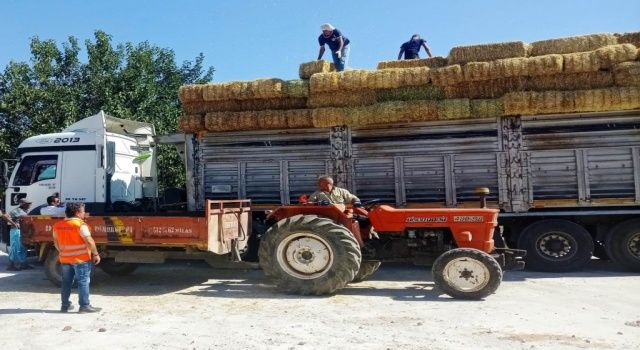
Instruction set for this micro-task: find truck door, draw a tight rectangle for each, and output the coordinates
[6,153,62,212]
[59,150,97,204]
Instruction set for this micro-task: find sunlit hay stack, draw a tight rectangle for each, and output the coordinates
[202,79,285,101]
[463,55,563,82]
[181,97,308,114]
[503,87,640,115]
[178,85,205,103]
[299,60,335,79]
[283,80,310,98]
[366,67,430,89]
[310,67,430,93]
[530,33,617,56]
[615,32,640,48]
[376,85,445,102]
[470,99,505,118]
[613,62,640,87]
[443,77,527,99]
[430,65,464,86]
[526,71,614,91]
[309,72,341,93]
[178,114,206,133]
[376,56,448,69]
[308,92,376,108]
[205,109,312,132]
[311,107,349,128]
[563,44,639,73]
[341,70,373,90]
[448,41,529,65]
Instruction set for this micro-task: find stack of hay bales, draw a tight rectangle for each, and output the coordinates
[178,32,640,133]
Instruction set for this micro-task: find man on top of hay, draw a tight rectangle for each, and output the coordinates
[398,34,433,60]
[317,23,350,72]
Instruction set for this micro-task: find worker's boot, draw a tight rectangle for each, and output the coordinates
[78,305,102,313]
[60,303,75,313]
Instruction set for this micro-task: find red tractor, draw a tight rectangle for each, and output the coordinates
[258,189,525,299]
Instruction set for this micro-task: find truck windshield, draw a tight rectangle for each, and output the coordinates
[12,155,58,186]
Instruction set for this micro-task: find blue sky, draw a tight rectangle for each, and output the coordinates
[1,0,639,82]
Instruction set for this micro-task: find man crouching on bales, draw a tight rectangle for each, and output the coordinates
[53,202,101,313]
[309,176,360,209]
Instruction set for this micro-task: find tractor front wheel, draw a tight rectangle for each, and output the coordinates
[258,214,361,295]
[432,248,503,300]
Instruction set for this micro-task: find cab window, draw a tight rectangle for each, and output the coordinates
[13,155,58,186]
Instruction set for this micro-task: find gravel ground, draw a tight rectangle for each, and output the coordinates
[0,252,639,350]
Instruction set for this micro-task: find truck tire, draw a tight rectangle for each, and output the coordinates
[432,248,502,300]
[352,260,381,283]
[605,219,640,272]
[518,219,593,272]
[258,214,361,295]
[99,259,138,276]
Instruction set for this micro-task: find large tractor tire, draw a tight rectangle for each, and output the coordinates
[352,261,381,283]
[258,214,361,295]
[432,248,503,300]
[99,259,138,276]
[605,219,640,272]
[518,220,593,272]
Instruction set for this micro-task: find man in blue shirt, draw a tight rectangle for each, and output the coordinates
[398,34,433,60]
[317,23,350,72]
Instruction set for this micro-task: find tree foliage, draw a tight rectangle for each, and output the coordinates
[0,30,214,190]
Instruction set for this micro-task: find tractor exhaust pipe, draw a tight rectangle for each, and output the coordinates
[475,187,490,208]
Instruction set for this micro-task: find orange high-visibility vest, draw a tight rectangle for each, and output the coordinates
[53,218,91,264]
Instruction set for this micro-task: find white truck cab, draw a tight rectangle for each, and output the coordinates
[4,111,158,214]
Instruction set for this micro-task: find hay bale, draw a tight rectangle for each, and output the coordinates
[463,54,563,82]
[444,77,527,99]
[503,87,640,115]
[470,99,505,118]
[595,44,638,68]
[201,79,285,101]
[615,32,640,48]
[178,85,205,103]
[342,70,372,90]
[376,56,448,69]
[309,72,341,93]
[283,80,309,98]
[437,99,471,119]
[526,54,564,76]
[178,114,206,133]
[613,62,640,87]
[311,107,349,128]
[376,85,445,102]
[449,41,529,65]
[430,65,464,86]
[299,60,335,79]
[307,92,376,108]
[367,68,430,89]
[562,51,601,73]
[530,33,617,56]
[181,98,308,114]
[527,71,614,91]
[205,109,312,132]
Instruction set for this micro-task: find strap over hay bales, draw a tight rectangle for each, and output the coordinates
[448,41,529,65]
[530,33,618,56]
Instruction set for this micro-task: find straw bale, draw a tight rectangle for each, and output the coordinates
[449,41,529,65]
[530,33,617,56]
[178,85,205,103]
[503,87,640,115]
[202,79,285,101]
[444,77,527,99]
[299,60,335,79]
[526,54,564,76]
[595,44,638,68]
[178,114,206,133]
[205,109,313,132]
[309,72,341,93]
[430,65,464,86]
[613,62,640,87]
[311,107,349,128]
[307,92,376,108]
[470,99,505,118]
[342,70,372,90]
[376,85,444,102]
[283,80,309,98]
[181,97,308,114]
[615,32,640,48]
[527,71,614,91]
[562,51,601,73]
[376,56,448,69]
[437,99,472,119]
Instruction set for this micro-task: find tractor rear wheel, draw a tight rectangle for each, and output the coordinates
[432,248,502,300]
[352,260,381,283]
[258,214,361,295]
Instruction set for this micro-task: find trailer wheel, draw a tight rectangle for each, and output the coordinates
[518,220,593,272]
[605,219,640,272]
[99,260,138,276]
[258,214,361,295]
[432,248,502,300]
[352,260,381,283]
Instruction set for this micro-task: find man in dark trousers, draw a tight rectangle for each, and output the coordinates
[398,34,433,60]
[317,23,350,71]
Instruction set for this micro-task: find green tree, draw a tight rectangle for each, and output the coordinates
[0,30,214,191]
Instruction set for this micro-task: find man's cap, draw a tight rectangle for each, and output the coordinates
[320,23,335,31]
[18,198,32,205]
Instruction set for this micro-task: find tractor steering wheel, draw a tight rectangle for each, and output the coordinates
[361,199,382,210]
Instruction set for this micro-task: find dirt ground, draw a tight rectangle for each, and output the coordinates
[0,252,638,350]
